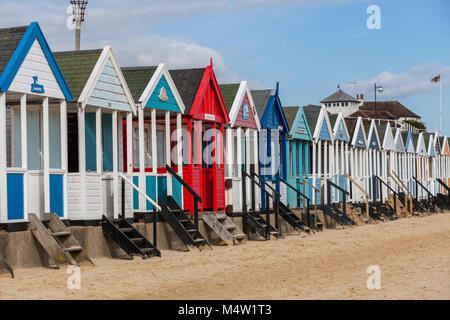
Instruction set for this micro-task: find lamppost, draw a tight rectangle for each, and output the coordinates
[374,83,383,119]
[71,0,88,51]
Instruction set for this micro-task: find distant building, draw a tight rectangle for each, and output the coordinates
[320,89,363,118]
[320,88,422,132]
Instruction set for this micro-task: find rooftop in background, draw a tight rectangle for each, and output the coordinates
[0,26,28,78]
[320,89,359,103]
[349,101,421,120]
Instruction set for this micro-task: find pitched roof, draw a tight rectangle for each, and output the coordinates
[345,118,358,138]
[251,89,273,117]
[169,68,206,115]
[302,104,322,133]
[0,26,28,79]
[282,106,300,129]
[349,109,397,120]
[356,101,420,119]
[328,113,338,128]
[54,49,103,100]
[121,66,158,102]
[376,123,388,143]
[219,83,240,112]
[320,89,359,103]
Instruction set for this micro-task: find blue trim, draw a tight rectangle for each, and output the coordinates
[260,83,290,132]
[0,22,73,101]
[405,131,416,153]
[7,173,24,220]
[50,174,64,218]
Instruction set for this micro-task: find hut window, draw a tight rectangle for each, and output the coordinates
[156,130,165,167]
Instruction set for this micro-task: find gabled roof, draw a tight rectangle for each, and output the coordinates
[0,22,72,101]
[0,26,28,78]
[170,68,206,115]
[253,83,289,132]
[123,64,185,113]
[320,89,359,103]
[302,104,322,134]
[367,120,381,150]
[55,46,136,113]
[219,83,240,112]
[404,131,416,153]
[416,133,427,156]
[332,113,350,142]
[54,49,102,100]
[171,62,229,123]
[307,106,333,142]
[121,66,158,102]
[251,89,273,118]
[394,129,405,153]
[220,81,260,129]
[348,117,367,148]
[283,106,312,141]
[378,122,395,151]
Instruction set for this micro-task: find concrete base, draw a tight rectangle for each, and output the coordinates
[0,212,308,270]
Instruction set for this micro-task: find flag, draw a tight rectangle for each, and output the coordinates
[431,74,441,83]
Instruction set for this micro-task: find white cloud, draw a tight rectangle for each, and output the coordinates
[341,62,450,100]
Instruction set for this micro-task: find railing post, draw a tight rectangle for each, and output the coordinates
[265,192,270,240]
[194,199,199,231]
[153,208,158,248]
[274,191,280,235]
[343,192,347,217]
[121,178,125,218]
[242,173,248,235]
[307,200,313,230]
[251,171,256,213]
[394,193,397,215]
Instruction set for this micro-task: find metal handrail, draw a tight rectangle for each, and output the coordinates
[242,171,275,200]
[166,165,202,202]
[279,178,310,201]
[437,178,450,193]
[119,173,161,210]
[249,169,281,198]
[389,171,413,216]
[413,176,434,198]
[344,173,369,220]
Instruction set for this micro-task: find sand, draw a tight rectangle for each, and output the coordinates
[1,213,449,300]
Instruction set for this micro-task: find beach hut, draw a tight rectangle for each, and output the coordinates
[365,120,382,201]
[0,23,73,223]
[303,105,334,205]
[169,61,230,214]
[393,128,406,185]
[375,122,395,201]
[219,81,261,214]
[415,132,428,199]
[425,132,437,194]
[404,130,417,194]
[121,64,185,212]
[54,47,136,222]
[440,137,450,188]
[251,83,290,209]
[329,112,351,203]
[345,117,368,203]
[283,106,312,208]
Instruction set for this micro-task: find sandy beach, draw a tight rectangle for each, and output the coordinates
[1,213,449,300]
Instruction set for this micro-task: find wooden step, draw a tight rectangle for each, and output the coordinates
[64,246,83,253]
[52,231,71,237]
[119,228,133,233]
[130,238,144,243]
[202,213,246,246]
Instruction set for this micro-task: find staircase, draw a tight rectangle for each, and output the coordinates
[278,202,311,233]
[322,204,356,228]
[159,196,210,251]
[202,213,246,245]
[387,195,409,218]
[29,213,93,266]
[0,255,13,278]
[101,215,161,259]
[341,202,368,225]
[245,211,282,240]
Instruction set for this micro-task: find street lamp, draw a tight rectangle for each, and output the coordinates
[374,83,383,119]
[70,0,88,51]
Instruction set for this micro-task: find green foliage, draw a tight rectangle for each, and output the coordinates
[403,119,426,130]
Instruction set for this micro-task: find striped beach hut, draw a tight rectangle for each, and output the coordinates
[170,62,230,214]
[54,47,136,222]
[121,64,186,212]
[303,105,334,205]
[0,23,73,223]
[252,83,290,209]
[219,81,261,214]
[366,120,382,201]
[283,106,312,208]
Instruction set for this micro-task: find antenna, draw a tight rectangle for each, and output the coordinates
[71,0,88,50]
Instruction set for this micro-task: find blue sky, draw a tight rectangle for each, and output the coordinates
[1,0,449,134]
